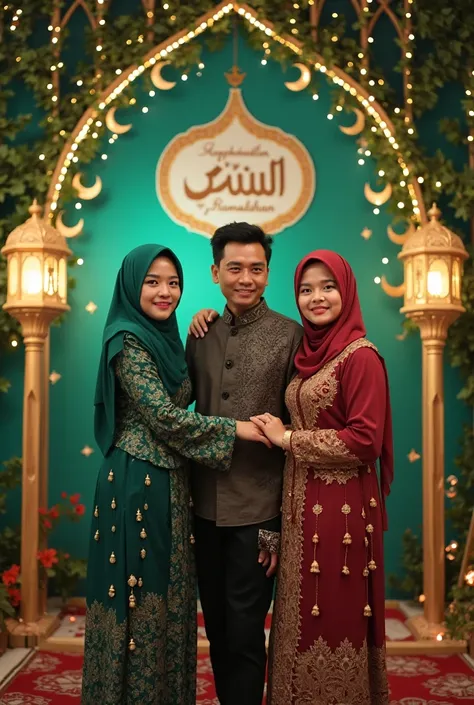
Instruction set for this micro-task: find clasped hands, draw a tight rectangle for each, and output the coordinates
[236,414,286,448]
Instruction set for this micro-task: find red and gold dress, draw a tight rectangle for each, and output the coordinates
[268,338,390,705]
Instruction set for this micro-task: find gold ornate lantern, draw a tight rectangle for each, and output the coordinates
[398,204,468,627]
[1,200,71,627]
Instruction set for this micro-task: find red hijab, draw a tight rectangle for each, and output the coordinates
[294,250,394,528]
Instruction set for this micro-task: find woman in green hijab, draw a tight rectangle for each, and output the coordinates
[81,244,265,705]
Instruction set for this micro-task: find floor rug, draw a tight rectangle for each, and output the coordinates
[1,649,474,704]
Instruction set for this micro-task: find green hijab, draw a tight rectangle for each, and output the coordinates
[94,244,187,456]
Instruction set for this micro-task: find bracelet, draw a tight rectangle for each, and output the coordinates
[282,429,293,450]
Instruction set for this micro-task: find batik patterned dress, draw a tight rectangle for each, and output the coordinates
[268,339,390,705]
[81,334,235,705]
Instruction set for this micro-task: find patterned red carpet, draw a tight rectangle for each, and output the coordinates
[1,650,474,704]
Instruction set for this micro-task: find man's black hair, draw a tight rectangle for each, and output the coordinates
[211,222,273,266]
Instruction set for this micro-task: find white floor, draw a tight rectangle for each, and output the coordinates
[0,649,33,692]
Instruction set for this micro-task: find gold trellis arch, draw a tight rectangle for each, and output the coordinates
[44,0,426,231]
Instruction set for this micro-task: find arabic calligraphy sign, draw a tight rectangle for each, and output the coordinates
[156,90,316,237]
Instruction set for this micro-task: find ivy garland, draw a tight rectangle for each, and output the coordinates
[0,0,473,623]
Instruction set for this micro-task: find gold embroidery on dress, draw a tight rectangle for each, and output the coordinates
[291,638,388,705]
[313,467,359,484]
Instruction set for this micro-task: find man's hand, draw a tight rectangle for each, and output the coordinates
[188,309,219,338]
[258,549,278,578]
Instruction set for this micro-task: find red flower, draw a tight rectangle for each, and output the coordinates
[37,549,59,569]
[43,519,52,530]
[2,565,20,587]
[63,553,70,560]
[38,507,48,516]
[49,505,60,520]
[61,492,68,499]
[7,587,21,607]
[74,503,86,516]
[69,493,81,505]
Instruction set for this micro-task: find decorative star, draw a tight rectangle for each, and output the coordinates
[408,449,421,463]
[85,301,98,314]
[361,227,372,240]
[81,446,94,457]
[49,371,62,385]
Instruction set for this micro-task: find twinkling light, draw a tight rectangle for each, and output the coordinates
[46,2,421,222]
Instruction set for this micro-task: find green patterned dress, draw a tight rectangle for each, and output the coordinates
[82,334,235,705]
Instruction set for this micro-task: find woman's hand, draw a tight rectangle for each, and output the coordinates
[236,421,272,448]
[250,414,286,448]
[188,309,219,338]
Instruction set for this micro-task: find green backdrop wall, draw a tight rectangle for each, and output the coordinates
[0,36,469,595]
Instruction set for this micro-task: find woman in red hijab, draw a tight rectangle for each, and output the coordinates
[251,250,393,705]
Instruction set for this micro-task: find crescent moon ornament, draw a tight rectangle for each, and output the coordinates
[380,276,405,298]
[339,108,365,136]
[284,63,311,92]
[150,61,176,91]
[72,173,102,201]
[387,222,415,245]
[105,107,132,135]
[364,182,393,206]
[55,210,84,239]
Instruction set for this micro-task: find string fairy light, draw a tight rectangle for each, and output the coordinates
[44,2,422,223]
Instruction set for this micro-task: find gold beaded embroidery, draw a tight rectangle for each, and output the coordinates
[138,577,143,588]
[108,470,114,482]
[128,575,137,588]
[94,506,99,518]
[136,509,142,521]
[111,498,117,510]
[109,552,116,564]
[108,585,115,598]
[140,528,147,539]
[140,549,146,559]
[145,474,151,486]
[128,638,136,651]
[94,530,99,541]
[370,497,378,508]
[310,493,322,615]
[111,525,116,533]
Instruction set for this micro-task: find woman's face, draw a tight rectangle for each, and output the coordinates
[298,261,342,326]
[140,256,181,321]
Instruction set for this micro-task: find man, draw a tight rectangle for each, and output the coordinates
[185,222,303,705]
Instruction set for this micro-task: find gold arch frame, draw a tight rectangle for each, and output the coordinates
[44,1,426,224]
